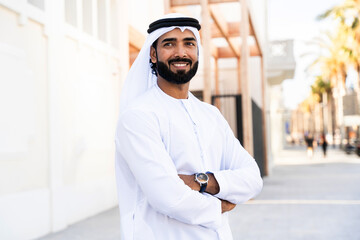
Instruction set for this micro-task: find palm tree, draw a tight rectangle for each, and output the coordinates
[299,94,318,136]
[306,30,348,140]
[318,0,360,142]
[318,0,360,88]
[311,76,332,134]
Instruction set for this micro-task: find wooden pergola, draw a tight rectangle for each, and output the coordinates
[128,0,268,174]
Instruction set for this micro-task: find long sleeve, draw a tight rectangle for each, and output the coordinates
[115,109,222,229]
[212,119,263,204]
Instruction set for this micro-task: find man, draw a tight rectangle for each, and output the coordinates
[115,13,263,240]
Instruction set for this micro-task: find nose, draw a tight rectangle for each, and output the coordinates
[174,45,187,58]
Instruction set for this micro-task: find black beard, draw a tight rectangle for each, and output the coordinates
[157,60,199,85]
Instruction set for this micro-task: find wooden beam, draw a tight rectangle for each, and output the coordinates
[210,5,228,35]
[237,57,241,94]
[248,8,263,56]
[217,44,261,58]
[240,0,254,155]
[260,56,268,176]
[214,58,221,109]
[209,5,239,57]
[128,25,145,51]
[129,52,138,66]
[211,24,223,38]
[129,45,139,53]
[211,42,219,58]
[211,22,254,38]
[250,44,261,56]
[218,46,236,58]
[164,0,171,13]
[170,6,193,15]
[171,0,238,6]
[230,22,251,36]
[201,0,212,104]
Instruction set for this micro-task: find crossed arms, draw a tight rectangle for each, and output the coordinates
[116,109,262,230]
[178,173,236,213]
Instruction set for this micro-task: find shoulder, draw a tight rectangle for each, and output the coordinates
[189,94,233,133]
[122,86,164,115]
[190,94,224,119]
[118,87,164,127]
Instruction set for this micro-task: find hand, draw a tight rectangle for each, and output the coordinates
[178,173,220,195]
[221,200,236,213]
[178,174,236,213]
[178,174,200,191]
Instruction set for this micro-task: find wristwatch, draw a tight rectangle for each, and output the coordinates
[195,172,209,193]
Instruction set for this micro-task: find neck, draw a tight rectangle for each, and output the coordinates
[157,77,190,99]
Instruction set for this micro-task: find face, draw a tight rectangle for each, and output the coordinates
[150,28,199,84]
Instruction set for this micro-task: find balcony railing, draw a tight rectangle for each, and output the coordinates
[267,40,296,86]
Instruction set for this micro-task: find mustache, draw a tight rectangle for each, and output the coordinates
[168,58,192,65]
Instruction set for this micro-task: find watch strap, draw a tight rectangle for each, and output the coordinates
[199,182,207,193]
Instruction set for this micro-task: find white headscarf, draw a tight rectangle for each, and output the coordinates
[119,13,202,114]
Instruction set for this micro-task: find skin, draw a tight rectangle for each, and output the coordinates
[150,28,196,99]
[150,28,236,213]
[178,174,236,213]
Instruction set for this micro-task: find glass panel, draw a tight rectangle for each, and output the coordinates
[28,0,45,10]
[65,0,77,27]
[97,0,107,41]
[110,0,118,48]
[82,0,93,35]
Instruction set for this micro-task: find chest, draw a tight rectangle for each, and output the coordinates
[158,102,225,173]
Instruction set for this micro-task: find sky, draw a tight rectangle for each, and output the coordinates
[268,0,345,109]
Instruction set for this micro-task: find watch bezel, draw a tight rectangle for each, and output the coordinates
[195,173,209,185]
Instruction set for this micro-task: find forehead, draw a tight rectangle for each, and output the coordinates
[157,28,196,42]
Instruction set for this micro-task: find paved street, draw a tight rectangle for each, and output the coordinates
[39,146,360,240]
[229,146,360,240]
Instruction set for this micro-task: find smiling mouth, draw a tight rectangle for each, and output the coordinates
[171,62,189,69]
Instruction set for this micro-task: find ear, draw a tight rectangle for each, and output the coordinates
[150,46,157,64]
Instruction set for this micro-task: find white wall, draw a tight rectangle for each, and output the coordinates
[0,4,49,240]
[269,85,285,158]
[0,0,127,239]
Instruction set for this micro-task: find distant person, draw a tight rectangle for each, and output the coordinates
[321,134,328,157]
[305,134,314,158]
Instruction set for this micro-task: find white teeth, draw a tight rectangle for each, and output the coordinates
[173,63,187,67]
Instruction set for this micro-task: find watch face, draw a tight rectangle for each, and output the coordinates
[196,173,208,184]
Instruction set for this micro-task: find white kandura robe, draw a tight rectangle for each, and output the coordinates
[115,84,263,240]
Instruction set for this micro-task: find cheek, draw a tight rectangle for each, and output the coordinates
[156,49,172,62]
[189,50,198,61]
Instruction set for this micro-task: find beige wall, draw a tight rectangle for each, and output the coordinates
[0,5,48,195]
[0,5,50,239]
[0,0,127,238]
[61,38,118,186]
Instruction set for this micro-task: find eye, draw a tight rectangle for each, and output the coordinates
[163,42,174,47]
[186,42,196,46]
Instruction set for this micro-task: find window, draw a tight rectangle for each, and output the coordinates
[65,0,77,27]
[110,0,119,48]
[270,42,286,57]
[97,0,107,41]
[82,0,93,35]
[28,0,45,10]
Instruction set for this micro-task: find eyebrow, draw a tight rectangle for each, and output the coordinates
[161,38,177,43]
[161,37,196,43]
[183,37,196,42]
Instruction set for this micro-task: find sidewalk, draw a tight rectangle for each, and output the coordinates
[38,147,360,240]
[229,146,360,240]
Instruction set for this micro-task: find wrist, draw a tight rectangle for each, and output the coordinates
[194,173,209,193]
[205,173,220,195]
